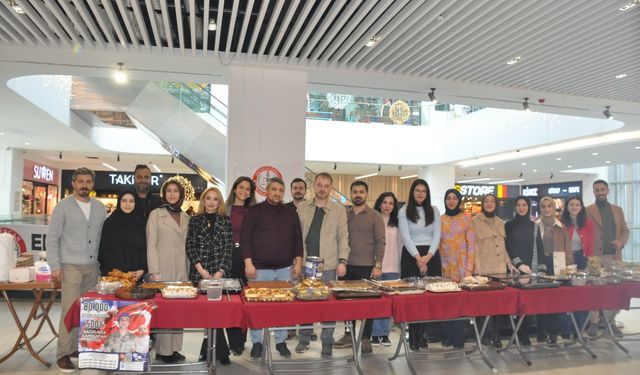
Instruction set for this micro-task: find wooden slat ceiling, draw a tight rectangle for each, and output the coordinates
[0,0,638,102]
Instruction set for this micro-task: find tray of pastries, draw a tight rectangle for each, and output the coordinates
[372,279,426,295]
[425,281,461,293]
[115,286,156,300]
[507,276,561,289]
[161,285,199,299]
[99,269,137,291]
[244,288,296,302]
[460,276,505,291]
[246,280,293,289]
[328,280,375,292]
[293,279,331,301]
[141,281,193,290]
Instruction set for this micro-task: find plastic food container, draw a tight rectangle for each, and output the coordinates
[206,284,223,301]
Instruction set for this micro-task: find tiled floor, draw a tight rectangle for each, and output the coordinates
[1,298,639,374]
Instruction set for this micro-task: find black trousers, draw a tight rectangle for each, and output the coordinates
[400,246,442,344]
[224,245,246,354]
[340,265,375,340]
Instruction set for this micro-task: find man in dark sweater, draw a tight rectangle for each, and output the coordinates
[132,164,162,222]
[241,177,303,359]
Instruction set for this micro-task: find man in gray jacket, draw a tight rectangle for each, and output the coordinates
[47,167,106,373]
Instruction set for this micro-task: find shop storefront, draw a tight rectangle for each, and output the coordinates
[22,160,59,216]
[60,170,208,213]
[521,181,583,218]
[455,183,520,220]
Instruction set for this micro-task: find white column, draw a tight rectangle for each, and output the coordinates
[0,147,24,218]
[418,165,455,214]
[227,66,307,201]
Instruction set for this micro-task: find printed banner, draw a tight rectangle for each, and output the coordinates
[78,299,156,372]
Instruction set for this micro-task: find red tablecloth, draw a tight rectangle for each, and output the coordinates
[242,295,393,329]
[64,292,246,331]
[623,281,640,298]
[517,284,631,315]
[391,288,520,322]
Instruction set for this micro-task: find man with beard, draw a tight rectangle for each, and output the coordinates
[47,167,106,373]
[242,177,303,359]
[285,178,307,210]
[132,164,162,222]
[334,180,385,355]
[586,180,629,337]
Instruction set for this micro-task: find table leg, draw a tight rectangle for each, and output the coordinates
[349,321,365,375]
[600,309,630,355]
[0,289,51,367]
[568,312,597,359]
[388,322,407,361]
[403,323,418,375]
[471,317,497,373]
[500,314,531,367]
[207,329,217,375]
[263,328,274,375]
[22,289,58,348]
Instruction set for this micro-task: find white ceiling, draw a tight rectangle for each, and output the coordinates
[1,0,640,184]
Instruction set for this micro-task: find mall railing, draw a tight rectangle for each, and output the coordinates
[156,82,228,128]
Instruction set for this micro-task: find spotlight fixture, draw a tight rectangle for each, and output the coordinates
[171,156,174,164]
[522,97,531,112]
[549,173,554,179]
[113,62,127,84]
[400,174,418,180]
[619,1,638,11]
[507,56,522,65]
[477,170,482,176]
[615,73,628,79]
[518,172,523,178]
[9,0,24,14]
[365,36,382,47]
[428,88,437,104]
[208,19,217,31]
[59,152,62,160]
[117,153,120,162]
[355,172,378,180]
[333,162,337,170]
[603,106,613,120]
[378,164,381,172]
[398,165,402,171]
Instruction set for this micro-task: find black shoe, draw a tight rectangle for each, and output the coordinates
[275,342,291,358]
[250,343,263,360]
[547,334,558,345]
[409,342,421,352]
[370,336,381,347]
[492,339,503,348]
[310,332,318,341]
[173,352,186,361]
[380,336,392,346]
[519,335,531,347]
[230,345,244,356]
[441,339,453,348]
[155,353,178,364]
[199,339,207,361]
[219,356,231,366]
[419,337,428,348]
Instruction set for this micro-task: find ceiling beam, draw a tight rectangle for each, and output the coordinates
[115,0,140,50]
[298,0,346,61]
[235,0,254,57]
[130,0,151,51]
[58,0,97,48]
[0,5,36,45]
[144,0,161,48]
[28,0,72,48]
[289,0,332,63]
[257,0,285,60]
[159,0,174,53]
[246,0,269,57]
[276,0,315,62]
[100,0,128,50]
[266,0,297,62]
[44,0,82,47]
[202,0,210,54]
[225,0,240,58]
[307,0,358,63]
[18,0,61,47]
[174,0,185,55]
[189,0,196,55]
[87,0,118,50]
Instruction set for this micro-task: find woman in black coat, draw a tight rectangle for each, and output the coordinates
[98,190,147,279]
[186,187,234,365]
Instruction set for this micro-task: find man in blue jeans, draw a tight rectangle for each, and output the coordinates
[241,177,304,359]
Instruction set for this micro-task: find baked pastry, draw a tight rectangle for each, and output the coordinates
[425,281,461,292]
[244,288,295,302]
[462,276,489,285]
[161,285,198,299]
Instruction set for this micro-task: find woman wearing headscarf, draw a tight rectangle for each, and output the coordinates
[536,196,574,344]
[187,187,234,365]
[439,188,476,349]
[147,179,190,363]
[473,194,517,347]
[505,196,542,346]
[98,190,147,278]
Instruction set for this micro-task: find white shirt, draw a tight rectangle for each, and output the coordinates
[76,199,91,220]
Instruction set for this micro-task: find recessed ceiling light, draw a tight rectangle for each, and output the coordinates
[208,19,217,31]
[365,36,382,47]
[0,132,4,136]
[556,157,562,161]
[615,73,628,79]
[521,162,526,166]
[507,56,522,65]
[490,167,495,170]
[606,161,611,164]
[567,165,572,168]
[532,169,538,172]
[635,146,640,149]
[592,152,599,156]
[24,142,29,145]
[10,0,24,14]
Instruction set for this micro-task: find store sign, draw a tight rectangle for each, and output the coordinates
[521,181,582,198]
[61,170,207,194]
[108,174,161,187]
[23,159,59,184]
[457,184,495,196]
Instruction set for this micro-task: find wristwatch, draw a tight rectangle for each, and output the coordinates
[374,262,382,269]
[339,258,348,265]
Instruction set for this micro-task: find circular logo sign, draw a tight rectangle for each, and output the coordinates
[253,166,283,196]
[0,227,27,254]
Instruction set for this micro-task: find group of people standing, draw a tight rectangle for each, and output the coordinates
[47,164,629,373]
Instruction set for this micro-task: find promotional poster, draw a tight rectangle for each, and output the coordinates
[78,299,156,372]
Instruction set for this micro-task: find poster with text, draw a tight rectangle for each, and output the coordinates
[78,298,156,372]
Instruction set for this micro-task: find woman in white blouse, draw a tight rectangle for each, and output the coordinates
[398,179,441,351]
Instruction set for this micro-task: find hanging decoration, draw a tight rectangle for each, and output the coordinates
[326,93,353,110]
[389,100,411,124]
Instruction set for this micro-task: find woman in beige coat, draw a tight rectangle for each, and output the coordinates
[147,179,190,363]
[472,194,516,348]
